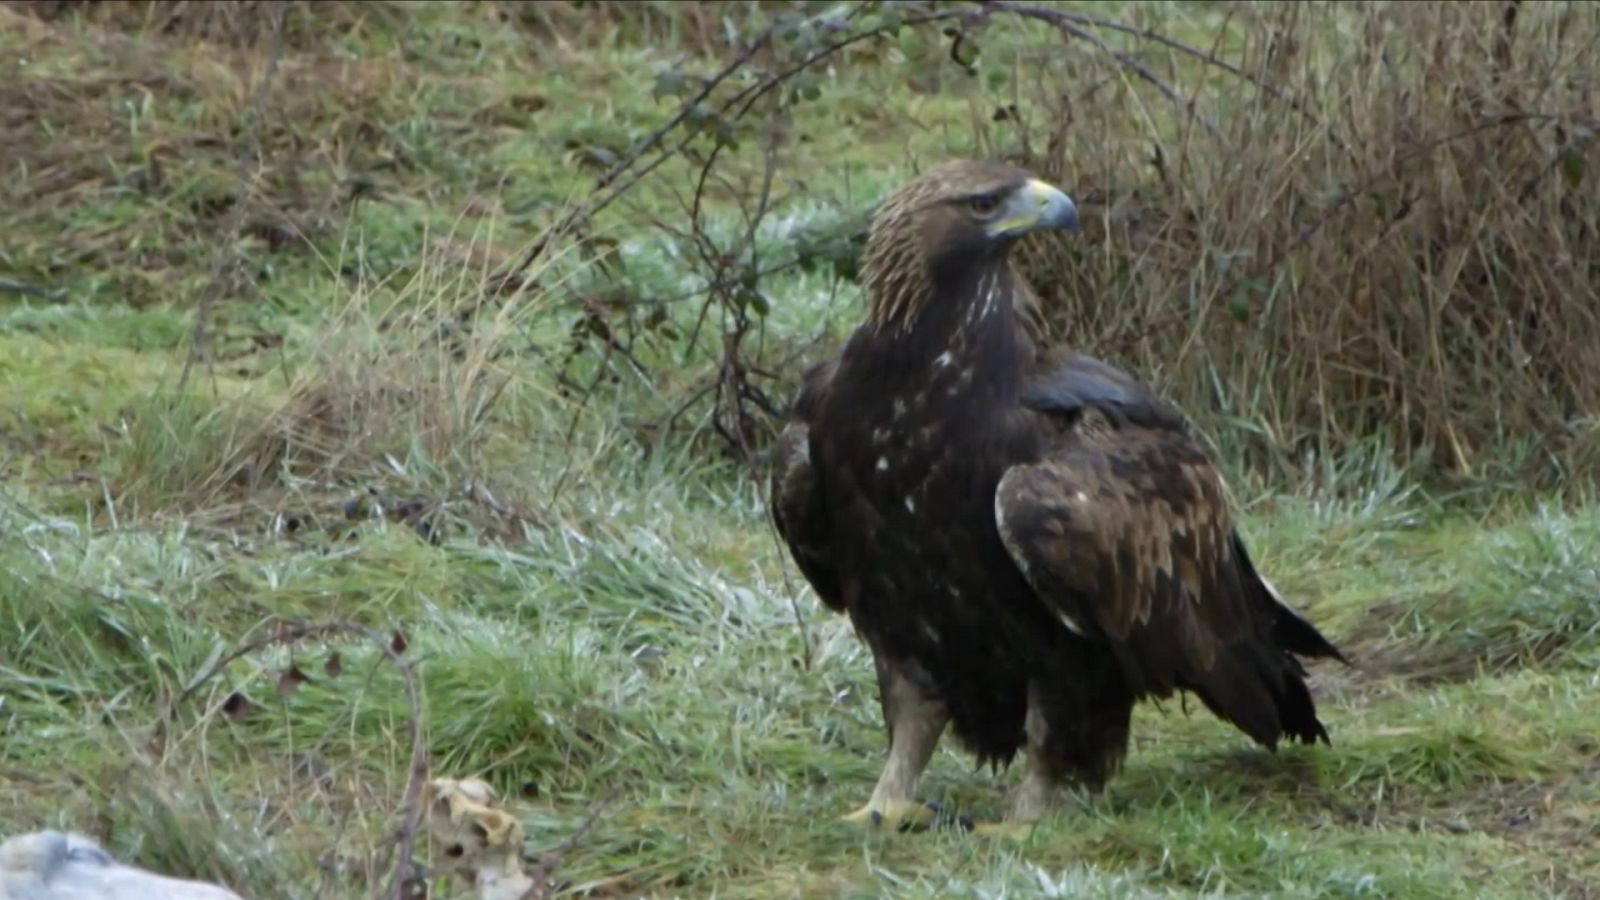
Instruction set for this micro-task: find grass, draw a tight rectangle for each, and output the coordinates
[6,482,1600,898]
[3,2,1599,898]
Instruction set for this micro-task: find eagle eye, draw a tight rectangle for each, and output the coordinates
[967,193,1002,218]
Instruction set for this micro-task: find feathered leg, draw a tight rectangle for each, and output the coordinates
[1001,674,1132,827]
[1006,699,1061,823]
[843,655,950,829]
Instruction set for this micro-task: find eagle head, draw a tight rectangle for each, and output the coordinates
[862,160,1080,330]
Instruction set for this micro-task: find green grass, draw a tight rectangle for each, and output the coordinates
[3,2,1599,898]
[5,479,1599,897]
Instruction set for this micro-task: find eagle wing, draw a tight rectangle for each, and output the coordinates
[770,359,845,612]
[995,354,1342,747]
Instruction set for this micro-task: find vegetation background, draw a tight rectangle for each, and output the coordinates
[2,0,1598,897]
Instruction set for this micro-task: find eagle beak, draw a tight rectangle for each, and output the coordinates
[989,178,1081,239]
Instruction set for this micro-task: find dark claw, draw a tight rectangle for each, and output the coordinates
[902,807,934,832]
[920,801,978,834]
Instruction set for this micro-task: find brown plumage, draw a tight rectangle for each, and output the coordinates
[771,160,1347,826]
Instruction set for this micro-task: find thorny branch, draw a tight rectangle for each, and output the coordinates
[490,32,778,295]
[536,6,985,473]
[492,4,978,293]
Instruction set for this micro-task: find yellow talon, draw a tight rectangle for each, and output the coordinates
[841,799,939,830]
[840,804,878,825]
[966,820,1037,841]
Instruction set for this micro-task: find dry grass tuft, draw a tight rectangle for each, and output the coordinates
[106,237,567,536]
[7,0,404,49]
[505,0,789,58]
[994,2,1600,491]
[258,266,557,487]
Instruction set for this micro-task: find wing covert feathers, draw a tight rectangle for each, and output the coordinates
[995,417,1343,750]
[770,362,845,612]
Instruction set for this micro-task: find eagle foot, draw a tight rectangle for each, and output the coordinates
[965,820,1038,842]
[842,800,962,833]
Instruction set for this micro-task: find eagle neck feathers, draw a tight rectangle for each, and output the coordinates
[816,257,1038,491]
[853,260,1028,403]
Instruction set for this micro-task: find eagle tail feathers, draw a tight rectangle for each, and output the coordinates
[1187,535,1345,748]
[1233,535,1350,666]
[1274,664,1333,747]
[1189,640,1331,752]
[1270,599,1350,666]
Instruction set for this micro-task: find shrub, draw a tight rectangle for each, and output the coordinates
[991,2,1600,490]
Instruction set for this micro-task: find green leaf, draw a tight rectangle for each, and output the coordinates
[1561,150,1585,188]
[1229,292,1251,323]
[575,146,619,172]
[748,289,771,318]
[770,10,805,43]
[652,68,690,102]
[790,73,823,104]
[712,117,740,151]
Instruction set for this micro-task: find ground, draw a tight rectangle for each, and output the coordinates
[2,2,1598,898]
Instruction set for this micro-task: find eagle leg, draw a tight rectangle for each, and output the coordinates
[967,820,1038,841]
[842,655,949,830]
[1003,678,1126,823]
[1004,703,1064,824]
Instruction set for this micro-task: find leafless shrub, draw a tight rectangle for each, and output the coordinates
[999,1,1600,490]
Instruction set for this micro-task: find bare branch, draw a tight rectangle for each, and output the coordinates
[977,1,1223,141]
[491,31,777,293]
[982,0,1351,155]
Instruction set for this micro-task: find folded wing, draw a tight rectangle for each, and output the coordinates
[996,354,1344,749]
[770,360,845,612]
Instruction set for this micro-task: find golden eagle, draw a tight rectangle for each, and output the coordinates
[771,160,1346,828]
